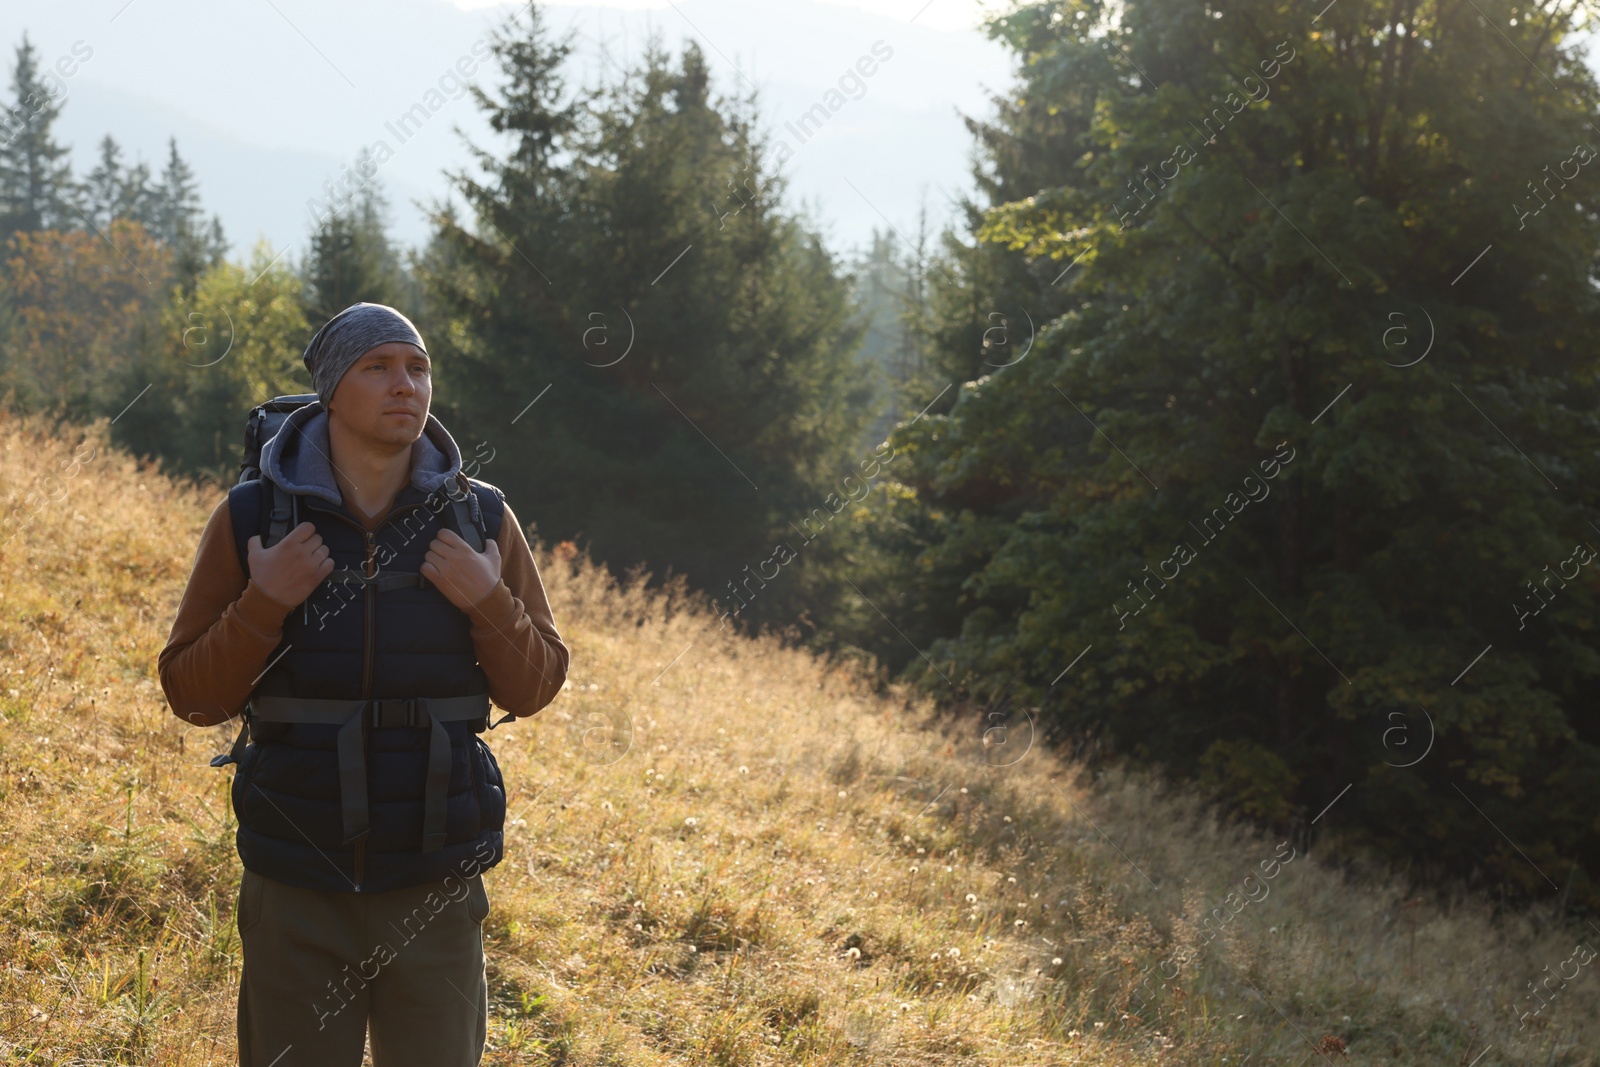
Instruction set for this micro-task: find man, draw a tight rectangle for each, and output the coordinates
[158,302,570,1066]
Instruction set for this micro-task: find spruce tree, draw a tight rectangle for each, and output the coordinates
[302,149,406,325]
[154,136,200,245]
[422,6,871,629]
[84,134,123,230]
[155,136,225,288]
[119,155,162,232]
[850,225,939,450]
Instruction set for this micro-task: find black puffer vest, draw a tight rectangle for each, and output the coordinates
[224,465,510,894]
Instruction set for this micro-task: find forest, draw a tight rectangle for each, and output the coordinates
[4,0,1598,918]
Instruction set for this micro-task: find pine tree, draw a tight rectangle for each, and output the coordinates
[0,34,78,239]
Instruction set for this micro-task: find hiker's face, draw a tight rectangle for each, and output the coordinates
[328,342,432,447]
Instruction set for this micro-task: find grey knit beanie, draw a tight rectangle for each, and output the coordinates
[301,302,428,406]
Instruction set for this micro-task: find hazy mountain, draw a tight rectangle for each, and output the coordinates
[1,0,1013,260]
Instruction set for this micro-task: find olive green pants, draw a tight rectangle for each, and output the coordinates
[235,867,490,1066]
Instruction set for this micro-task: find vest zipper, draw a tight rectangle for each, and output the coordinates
[353,528,377,891]
[362,528,377,694]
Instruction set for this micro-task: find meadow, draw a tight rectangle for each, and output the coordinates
[0,408,1595,1065]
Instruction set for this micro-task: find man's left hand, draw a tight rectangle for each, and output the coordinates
[421,528,503,611]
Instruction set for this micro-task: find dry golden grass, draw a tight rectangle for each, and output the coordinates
[0,407,1597,1066]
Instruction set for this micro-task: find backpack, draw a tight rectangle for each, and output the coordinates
[236,393,488,552]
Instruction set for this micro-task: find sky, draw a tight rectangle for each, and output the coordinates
[0,0,1018,267]
[450,0,1002,33]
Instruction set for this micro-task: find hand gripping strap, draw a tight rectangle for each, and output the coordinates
[225,479,299,595]
[229,476,498,577]
[246,693,490,853]
[313,472,491,597]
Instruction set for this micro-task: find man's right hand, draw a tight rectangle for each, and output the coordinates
[247,521,336,609]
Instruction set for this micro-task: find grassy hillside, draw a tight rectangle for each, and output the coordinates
[0,408,1596,1066]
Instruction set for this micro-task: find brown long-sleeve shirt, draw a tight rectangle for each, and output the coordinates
[159,496,569,728]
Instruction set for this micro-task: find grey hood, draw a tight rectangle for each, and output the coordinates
[259,400,464,509]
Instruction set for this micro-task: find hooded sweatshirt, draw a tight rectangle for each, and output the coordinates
[158,404,568,729]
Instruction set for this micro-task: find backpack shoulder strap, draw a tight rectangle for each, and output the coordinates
[444,473,505,552]
[226,479,264,574]
[264,480,296,548]
[226,478,297,574]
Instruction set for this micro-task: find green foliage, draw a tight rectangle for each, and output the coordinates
[114,243,310,482]
[1198,738,1301,825]
[872,0,1600,904]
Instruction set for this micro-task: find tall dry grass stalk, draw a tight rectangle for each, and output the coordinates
[0,406,1594,1065]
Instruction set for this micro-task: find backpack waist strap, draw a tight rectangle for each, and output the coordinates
[218,694,490,855]
[252,693,490,725]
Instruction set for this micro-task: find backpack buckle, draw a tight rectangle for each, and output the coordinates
[210,716,251,767]
[370,697,424,728]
